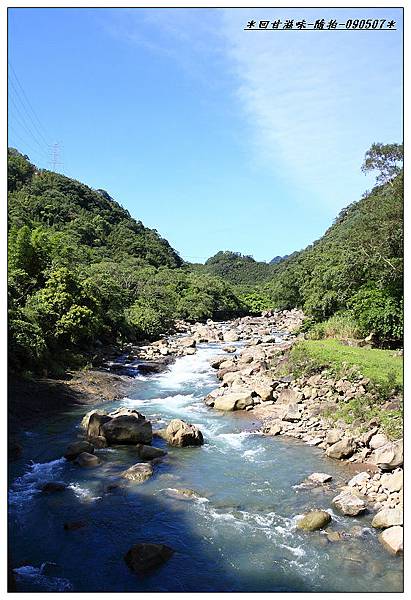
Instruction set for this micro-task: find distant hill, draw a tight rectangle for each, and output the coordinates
[269,252,298,265]
[199,251,276,286]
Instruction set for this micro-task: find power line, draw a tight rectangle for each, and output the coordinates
[8,123,47,161]
[8,95,50,158]
[8,63,51,146]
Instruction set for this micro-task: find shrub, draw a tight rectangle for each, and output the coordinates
[349,287,403,343]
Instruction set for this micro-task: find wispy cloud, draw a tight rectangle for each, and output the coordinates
[99,8,402,211]
[219,8,403,208]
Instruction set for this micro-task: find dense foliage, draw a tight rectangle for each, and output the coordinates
[264,143,403,345]
[8,149,245,373]
[8,141,403,374]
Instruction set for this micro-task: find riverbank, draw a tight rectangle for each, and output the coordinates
[9,308,403,562]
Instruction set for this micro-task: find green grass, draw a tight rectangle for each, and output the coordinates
[292,339,403,389]
[288,339,403,439]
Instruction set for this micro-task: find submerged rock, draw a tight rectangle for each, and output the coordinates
[136,444,167,460]
[124,543,174,574]
[163,419,204,447]
[64,441,95,461]
[75,452,100,467]
[296,510,332,531]
[41,481,67,493]
[121,463,154,483]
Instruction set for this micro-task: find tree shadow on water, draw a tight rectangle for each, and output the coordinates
[9,457,314,593]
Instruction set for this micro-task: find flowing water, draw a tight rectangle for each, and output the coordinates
[9,342,403,592]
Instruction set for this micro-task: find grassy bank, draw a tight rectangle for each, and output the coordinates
[287,339,403,439]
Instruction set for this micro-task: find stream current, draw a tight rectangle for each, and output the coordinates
[9,341,403,592]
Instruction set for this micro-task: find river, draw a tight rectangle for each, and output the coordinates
[9,342,403,592]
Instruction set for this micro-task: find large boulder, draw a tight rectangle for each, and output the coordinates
[371,508,403,529]
[81,409,99,431]
[124,543,174,574]
[332,491,367,516]
[64,441,94,461]
[214,392,253,411]
[373,440,403,470]
[164,419,204,447]
[326,437,356,459]
[75,452,100,467]
[136,444,167,461]
[87,412,112,438]
[101,414,152,445]
[121,463,154,483]
[378,526,403,555]
[296,511,331,531]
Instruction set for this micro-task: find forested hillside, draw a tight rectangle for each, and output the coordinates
[8,142,403,375]
[8,149,245,373]
[265,143,403,346]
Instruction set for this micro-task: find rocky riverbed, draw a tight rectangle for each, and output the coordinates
[9,309,403,591]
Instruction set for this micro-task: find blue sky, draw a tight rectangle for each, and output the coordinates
[8,8,403,262]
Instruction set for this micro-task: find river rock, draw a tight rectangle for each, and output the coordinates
[308,473,332,484]
[281,403,302,422]
[252,383,273,402]
[124,543,174,574]
[136,444,167,460]
[223,331,239,343]
[121,463,154,483]
[75,452,100,467]
[380,471,403,492]
[332,491,367,516]
[325,429,343,445]
[214,391,253,411]
[348,472,370,487]
[372,508,403,529]
[373,440,403,470]
[277,388,298,404]
[369,433,389,450]
[81,409,99,431]
[264,420,282,436]
[64,441,95,461]
[41,481,67,493]
[87,412,112,438]
[378,526,403,555]
[209,356,228,369]
[179,337,196,348]
[88,435,108,449]
[326,437,356,459]
[163,419,204,447]
[223,346,237,353]
[296,511,331,531]
[101,414,152,445]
